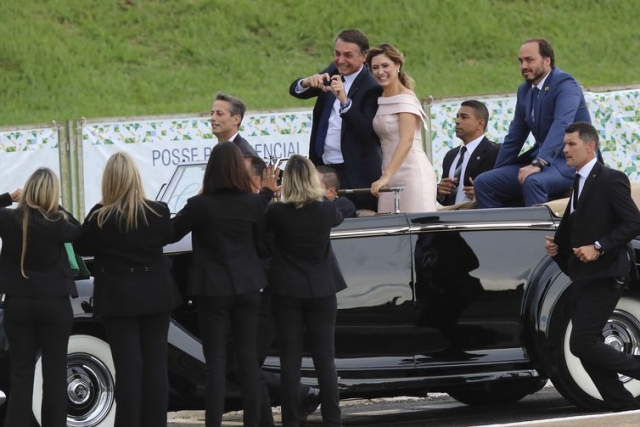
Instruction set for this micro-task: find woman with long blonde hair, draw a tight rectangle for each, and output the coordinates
[366,43,437,213]
[76,152,180,427]
[265,155,346,427]
[0,168,81,427]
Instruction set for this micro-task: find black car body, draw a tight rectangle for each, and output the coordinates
[3,162,640,427]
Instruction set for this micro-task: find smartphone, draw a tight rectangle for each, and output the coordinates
[323,75,345,86]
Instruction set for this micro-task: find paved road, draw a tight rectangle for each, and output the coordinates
[167,385,640,426]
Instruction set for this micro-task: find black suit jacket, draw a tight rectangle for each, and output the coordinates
[553,162,640,281]
[333,196,357,218]
[265,200,346,298]
[0,193,11,208]
[439,137,500,206]
[232,134,259,157]
[0,207,81,298]
[76,201,180,317]
[171,189,269,297]
[290,64,383,210]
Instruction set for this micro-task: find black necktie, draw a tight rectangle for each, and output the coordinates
[315,92,336,158]
[572,173,581,210]
[531,87,540,123]
[453,146,467,184]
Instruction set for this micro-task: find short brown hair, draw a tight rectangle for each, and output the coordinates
[565,122,599,148]
[214,92,246,123]
[335,29,370,55]
[523,38,555,68]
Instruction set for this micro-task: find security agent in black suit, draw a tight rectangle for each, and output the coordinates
[289,29,382,212]
[266,155,347,427]
[0,170,81,427]
[76,192,181,427]
[243,155,321,427]
[437,100,499,206]
[171,142,269,427]
[546,122,640,412]
[210,91,259,157]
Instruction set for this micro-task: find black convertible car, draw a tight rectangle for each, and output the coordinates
[3,161,640,427]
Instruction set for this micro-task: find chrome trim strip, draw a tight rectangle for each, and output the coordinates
[409,221,557,233]
[331,227,410,239]
[329,221,556,239]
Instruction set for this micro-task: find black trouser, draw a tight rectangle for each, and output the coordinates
[198,292,262,427]
[104,312,171,427]
[272,294,341,427]
[569,278,640,410]
[4,296,72,427]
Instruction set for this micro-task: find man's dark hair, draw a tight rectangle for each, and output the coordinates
[214,91,246,123]
[317,165,340,191]
[565,122,599,148]
[524,38,555,68]
[245,155,266,178]
[460,100,490,131]
[335,29,369,55]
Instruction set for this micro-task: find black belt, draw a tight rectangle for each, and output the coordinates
[324,162,346,170]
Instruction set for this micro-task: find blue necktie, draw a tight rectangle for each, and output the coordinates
[531,87,541,124]
[315,92,335,158]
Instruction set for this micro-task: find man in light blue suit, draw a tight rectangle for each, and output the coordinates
[474,38,591,208]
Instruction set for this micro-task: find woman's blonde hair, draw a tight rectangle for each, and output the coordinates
[281,155,325,208]
[91,152,159,231]
[366,43,415,91]
[17,167,64,278]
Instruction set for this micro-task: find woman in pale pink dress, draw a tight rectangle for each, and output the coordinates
[366,43,437,213]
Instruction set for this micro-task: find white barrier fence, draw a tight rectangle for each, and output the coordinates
[1,87,638,218]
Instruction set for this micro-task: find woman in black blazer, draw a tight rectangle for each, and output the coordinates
[0,168,81,427]
[75,152,180,427]
[171,142,268,427]
[265,155,346,427]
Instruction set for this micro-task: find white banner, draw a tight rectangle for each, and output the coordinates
[81,112,312,215]
[0,126,61,202]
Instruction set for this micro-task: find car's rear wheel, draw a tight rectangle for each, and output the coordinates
[33,334,116,427]
[551,296,640,410]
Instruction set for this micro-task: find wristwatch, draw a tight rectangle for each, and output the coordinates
[531,158,547,169]
[594,241,603,253]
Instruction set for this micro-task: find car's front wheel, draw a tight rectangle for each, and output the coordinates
[33,334,116,427]
[551,296,640,410]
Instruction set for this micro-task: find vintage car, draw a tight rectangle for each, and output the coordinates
[2,161,640,427]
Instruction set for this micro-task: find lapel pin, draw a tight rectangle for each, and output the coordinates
[544,86,550,92]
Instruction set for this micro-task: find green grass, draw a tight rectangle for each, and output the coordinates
[1,0,639,127]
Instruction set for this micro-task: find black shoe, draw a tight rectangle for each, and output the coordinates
[299,386,320,426]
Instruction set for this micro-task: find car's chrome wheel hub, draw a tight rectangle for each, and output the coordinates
[66,352,114,427]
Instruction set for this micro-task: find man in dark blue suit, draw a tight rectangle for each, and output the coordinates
[474,38,591,208]
[289,29,382,211]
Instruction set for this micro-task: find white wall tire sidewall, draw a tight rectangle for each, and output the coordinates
[563,297,640,401]
[32,334,116,427]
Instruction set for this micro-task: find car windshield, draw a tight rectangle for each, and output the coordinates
[157,162,207,214]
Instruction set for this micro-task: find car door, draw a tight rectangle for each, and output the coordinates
[407,207,556,370]
[292,214,416,384]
